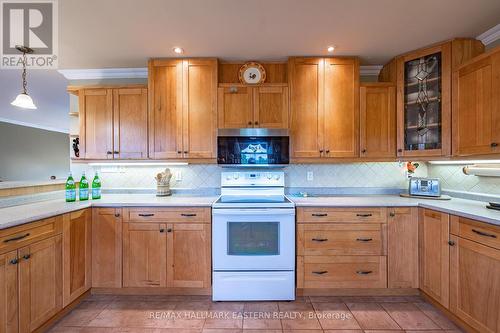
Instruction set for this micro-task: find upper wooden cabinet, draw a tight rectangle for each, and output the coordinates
[289,57,359,160]
[218,84,289,129]
[148,58,217,159]
[360,83,396,158]
[380,39,484,158]
[452,46,500,156]
[78,86,148,160]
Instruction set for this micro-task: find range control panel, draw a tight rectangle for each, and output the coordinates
[221,171,284,187]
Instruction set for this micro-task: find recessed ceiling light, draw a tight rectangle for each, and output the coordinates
[327,46,335,53]
[173,47,184,54]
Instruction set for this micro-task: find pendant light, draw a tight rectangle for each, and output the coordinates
[11,45,37,110]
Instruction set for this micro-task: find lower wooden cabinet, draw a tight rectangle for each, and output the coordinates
[419,208,450,308]
[62,209,91,306]
[387,207,418,288]
[0,250,18,333]
[92,208,122,288]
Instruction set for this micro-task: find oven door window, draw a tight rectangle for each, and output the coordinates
[227,222,279,255]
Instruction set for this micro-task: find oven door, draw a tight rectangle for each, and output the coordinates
[212,208,295,271]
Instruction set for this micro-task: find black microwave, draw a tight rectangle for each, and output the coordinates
[217,129,289,166]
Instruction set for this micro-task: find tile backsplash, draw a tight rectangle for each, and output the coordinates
[428,164,500,196]
[71,162,427,190]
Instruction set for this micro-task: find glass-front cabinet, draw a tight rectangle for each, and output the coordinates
[397,43,451,157]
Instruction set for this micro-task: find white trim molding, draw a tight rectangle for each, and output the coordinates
[360,65,383,76]
[477,24,500,46]
[0,117,69,133]
[58,68,148,80]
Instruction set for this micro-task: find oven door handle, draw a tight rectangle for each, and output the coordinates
[212,208,295,216]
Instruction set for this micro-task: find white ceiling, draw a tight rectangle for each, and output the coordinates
[58,0,500,68]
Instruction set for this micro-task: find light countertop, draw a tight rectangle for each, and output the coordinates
[0,179,66,190]
[1,193,499,230]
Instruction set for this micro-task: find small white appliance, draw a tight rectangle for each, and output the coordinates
[212,171,295,301]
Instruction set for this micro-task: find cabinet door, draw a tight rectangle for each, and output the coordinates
[0,251,18,333]
[452,50,500,156]
[396,43,451,157]
[360,84,396,158]
[79,89,113,159]
[92,208,122,288]
[123,223,167,287]
[167,223,210,288]
[254,86,289,128]
[450,235,500,333]
[419,208,450,308]
[217,85,253,128]
[18,235,62,333]
[113,88,148,159]
[62,209,91,306]
[323,57,359,158]
[289,57,323,158]
[388,207,418,288]
[182,59,217,158]
[148,59,183,159]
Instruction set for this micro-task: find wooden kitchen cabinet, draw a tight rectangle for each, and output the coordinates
[387,207,418,288]
[78,86,148,160]
[360,83,396,158]
[19,235,63,333]
[452,46,500,156]
[217,85,254,128]
[0,250,18,333]
[253,86,289,128]
[419,208,450,308]
[149,58,217,159]
[62,209,91,306]
[123,223,167,287]
[289,57,359,160]
[92,208,122,288]
[167,223,211,288]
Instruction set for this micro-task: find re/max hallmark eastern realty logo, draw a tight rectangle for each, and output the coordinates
[1,0,58,68]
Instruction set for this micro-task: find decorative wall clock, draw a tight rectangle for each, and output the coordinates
[238,62,266,84]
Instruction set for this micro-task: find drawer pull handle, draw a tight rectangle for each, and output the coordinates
[472,229,497,238]
[356,270,373,275]
[138,213,155,217]
[356,214,373,217]
[312,271,328,275]
[312,213,328,217]
[312,238,328,242]
[3,233,30,243]
[356,238,373,242]
[181,213,197,217]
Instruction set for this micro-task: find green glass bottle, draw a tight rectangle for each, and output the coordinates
[65,173,76,202]
[79,172,89,201]
[92,171,101,200]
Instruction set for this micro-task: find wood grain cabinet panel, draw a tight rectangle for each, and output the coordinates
[450,235,500,333]
[387,207,418,288]
[167,223,211,288]
[419,208,450,308]
[18,235,63,333]
[62,209,91,307]
[0,251,18,333]
[360,83,396,158]
[253,86,289,128]
[217,85,253,128]
[452,47,500,156]
[148,59,183,159]
[123,223,167,287]
[92,208,122,288]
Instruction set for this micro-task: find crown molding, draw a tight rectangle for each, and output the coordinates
[58,68,148,80]
[0,118,69,133]
[477,24,500,46]
[360,65,383,76]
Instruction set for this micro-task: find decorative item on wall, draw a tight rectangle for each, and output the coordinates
[155,168,172,196]
[238,62,266,84]
[72,137,80,158]
[10,45,37,110]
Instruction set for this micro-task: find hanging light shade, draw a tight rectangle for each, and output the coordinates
[11,45,37,110]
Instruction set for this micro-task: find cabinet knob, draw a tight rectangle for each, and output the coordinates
[319,150,324,154]
[183,151,188,154]
[9,258,19,265]
[177,151,182,154]
[397,149,403,153]
[254,121,259,126]
[106,151,113,155]
[248,121,252,125]
[22,254,31,260]
[361,149,367,154]
[491,142,498,148]
[113,151,119,154]
[448,240,455,246]
[167,228,172,233]
[115,213,120,217]
[389,212,396,217]
[159,228,165,233]
[325,150,330,154]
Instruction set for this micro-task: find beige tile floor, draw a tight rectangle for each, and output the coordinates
[48,295,465,333]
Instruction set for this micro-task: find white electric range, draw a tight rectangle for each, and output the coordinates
[212,171,295,301]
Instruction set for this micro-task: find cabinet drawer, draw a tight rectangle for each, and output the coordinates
[451,215,500,250]
[297,207,387,223]
[303,255,387,288]
[0,216,63,254]
[300,224,383,255]
[124,208,210,223]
